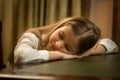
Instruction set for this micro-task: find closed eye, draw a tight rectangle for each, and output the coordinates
[65,45,72,52]
[59,31,64,40]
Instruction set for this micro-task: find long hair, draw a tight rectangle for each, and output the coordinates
[60,18,101,53]
[27,17,101,53]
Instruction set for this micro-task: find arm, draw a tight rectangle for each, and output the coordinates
[14,33,49,64]
[14,33,77,65]
[48,51,79,61]
[79,38,118,58]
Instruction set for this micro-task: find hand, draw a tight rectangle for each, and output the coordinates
[60,52,80,60]
[49,51,80,60]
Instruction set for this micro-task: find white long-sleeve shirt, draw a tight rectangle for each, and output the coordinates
[14,33,49,64]
[14,32,118,64]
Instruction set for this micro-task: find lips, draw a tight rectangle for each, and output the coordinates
[51,44,55,50]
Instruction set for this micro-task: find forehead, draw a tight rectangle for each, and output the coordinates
[60,26,80,53]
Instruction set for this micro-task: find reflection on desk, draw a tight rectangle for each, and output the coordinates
[1,54,120,80]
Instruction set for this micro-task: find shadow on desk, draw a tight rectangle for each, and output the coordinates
[0,54,120,80]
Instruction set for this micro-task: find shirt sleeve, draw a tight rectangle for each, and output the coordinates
[14,32,49,64]
[98,38,118,54]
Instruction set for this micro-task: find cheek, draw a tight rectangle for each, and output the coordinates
[49,33,58,42]
[49,37,56,45]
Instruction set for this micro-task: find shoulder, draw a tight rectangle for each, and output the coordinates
[17,32,39,49]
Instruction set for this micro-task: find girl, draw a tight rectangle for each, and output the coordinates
[13,17,118,66]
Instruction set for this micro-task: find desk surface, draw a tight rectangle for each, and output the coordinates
[1,54,120,80]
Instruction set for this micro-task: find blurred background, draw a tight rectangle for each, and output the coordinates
[0,0,119,68]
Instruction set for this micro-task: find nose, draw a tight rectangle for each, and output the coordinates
[55,40,64,50]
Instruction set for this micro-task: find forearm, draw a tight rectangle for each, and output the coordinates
[90,38,118,55]
[48,51,79,60]
[48,51,62,60]
[14,44,49,64]
[80,38,118,58]
[90,44,106,55]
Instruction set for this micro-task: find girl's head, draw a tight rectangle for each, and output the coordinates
[46,17,101,55]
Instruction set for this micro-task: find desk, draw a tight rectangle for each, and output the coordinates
[0,54,120,80]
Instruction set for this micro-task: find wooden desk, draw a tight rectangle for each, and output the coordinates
[0,54,120,80]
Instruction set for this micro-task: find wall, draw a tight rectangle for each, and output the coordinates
[90,0,113,39]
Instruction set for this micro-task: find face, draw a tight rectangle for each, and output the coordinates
[47,25,80,55]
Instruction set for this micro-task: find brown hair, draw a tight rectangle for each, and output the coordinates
[27,17,101,53]
[60,18,101,53]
